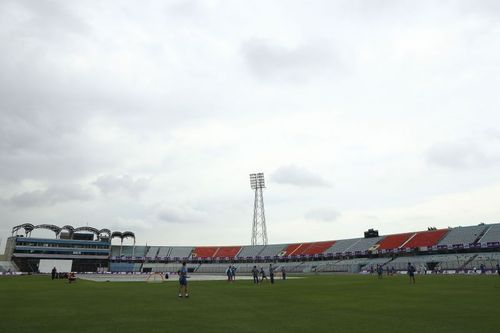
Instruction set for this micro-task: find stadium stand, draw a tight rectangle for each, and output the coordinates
[292,241,336,256]
[111,246,121,257]
[464,252,500,270]
[282,243,303,256]
[478,224,500,244]
[120,246,134,256]
[134,246,147,257]
[387,254,477,270]
[237,245,266,258]
[157,246,171,257]
[347,237,383,253]
[145,246,159,258]
[259,244,288,257]
[192,246,218,258]
[5,223,500,274]
[402,229,449,249]
[438,225,488,246]
[377,233,415,250]
[109,262,135,272]
[214,246,242,258]
[169,246,193,258]
[324,238,361,254]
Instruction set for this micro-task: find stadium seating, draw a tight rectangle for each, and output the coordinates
[438,225,488,246]
[145,246,159,257]
[478,224,500,244]
[282,243,304,256]
[169,246,193,258]
[402,229,449,249]
[464,252,500,270]
[213,246,242,258]
[192,246,218,258]
[377,233,415,250]
[120,246,134,256]
[109,262,135,272]
[346,237,383,253]
[259,244,288,257]
[110,246,121,257]
[133,246,147,257]
[237,245,266,258]
[157,246,171,257]
[324,238,361,254]
[296,241,335,255]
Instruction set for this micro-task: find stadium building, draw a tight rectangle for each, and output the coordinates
[1,222,500,275]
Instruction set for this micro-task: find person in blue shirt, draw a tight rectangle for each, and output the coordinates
[231,265,237,281]
[407,262,416,284]
[281,266,286,280]
[252,266,259,284]
[226,266,232,282]
[178,262,189,298]
[260,267,267,282]
[269,264,275,284]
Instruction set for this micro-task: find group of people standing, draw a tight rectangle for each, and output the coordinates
[226,265,237,282]
[51,267,76,283]
[251,264,286,284]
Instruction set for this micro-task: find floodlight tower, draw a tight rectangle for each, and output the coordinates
[250,172,268,245]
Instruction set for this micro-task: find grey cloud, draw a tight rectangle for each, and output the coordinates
[271,165,331,188]
[305,208,341,222]
[426,140,499,169]
[93,175,150,196]
[8,184,93,207]
[157,205,206,224]
[241,38,335,81]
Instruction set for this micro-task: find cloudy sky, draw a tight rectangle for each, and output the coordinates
[1,0,500,250]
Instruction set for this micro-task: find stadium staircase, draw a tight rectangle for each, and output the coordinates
[460,254,478,270]
[473,226,490,244]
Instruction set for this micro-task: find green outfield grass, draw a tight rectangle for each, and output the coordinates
[1,274,499,333]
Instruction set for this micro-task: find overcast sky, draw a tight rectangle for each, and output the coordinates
[1,0,500,250]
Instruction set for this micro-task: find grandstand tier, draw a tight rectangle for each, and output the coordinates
[4,223,500,274]
[377,233,415,250]
[402,229,449,249]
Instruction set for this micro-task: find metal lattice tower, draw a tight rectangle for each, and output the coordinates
[250,173,268,245]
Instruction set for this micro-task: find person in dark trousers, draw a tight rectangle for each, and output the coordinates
[260,267,267,282]
[178,262,189,298]
[226,266,232,282]
[51,267,57,280]
[231,265,236,281]
[377,264,383,279]
[252,266,259,284]
[407,262,416,284]
[496,263,500,276]
[269,264,275,284]
[281,266,286,280]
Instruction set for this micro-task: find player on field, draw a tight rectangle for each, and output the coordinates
[496,263,500,276]
[269,264,275,284]
[407,262,416,284]
[376,264,383,279]
[178,262,189,298]
[260,267,267,282]
[281,266,286,280]
[252,266,259,284]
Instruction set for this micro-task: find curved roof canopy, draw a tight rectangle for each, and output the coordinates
[34,224,61,235]
[12,223,35,235]
[11,224,134,242]
[59,225,75,235]
[74,226,99,236]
